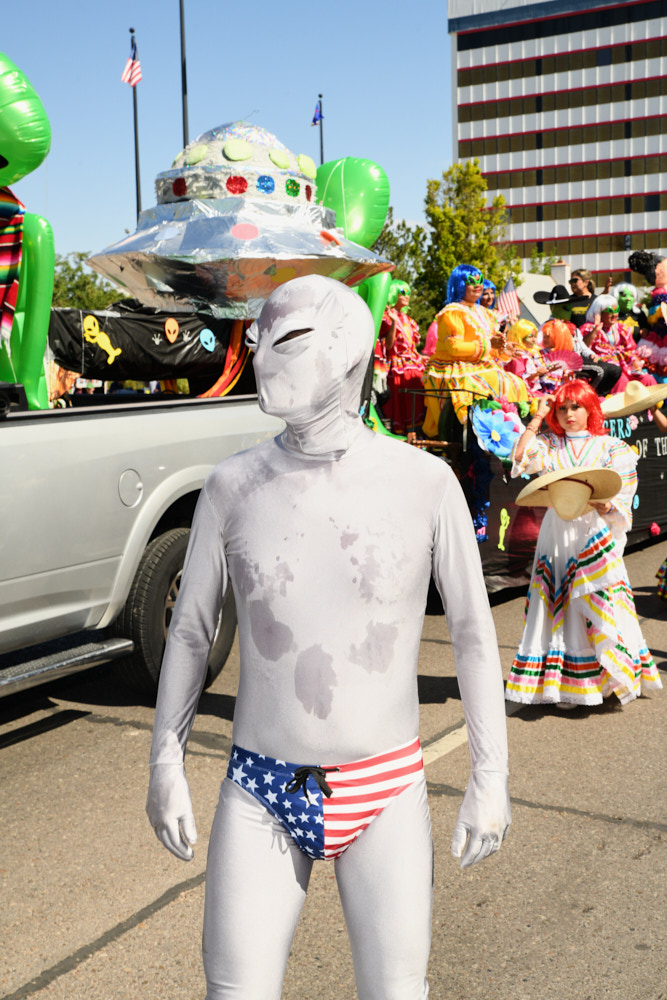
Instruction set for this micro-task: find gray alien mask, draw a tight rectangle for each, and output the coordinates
[246,275,375,459]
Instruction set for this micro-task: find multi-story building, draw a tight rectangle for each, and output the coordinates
[449,0,667,286]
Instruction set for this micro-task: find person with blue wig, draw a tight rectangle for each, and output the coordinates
[478,279,496,310]
[422,265,531,435]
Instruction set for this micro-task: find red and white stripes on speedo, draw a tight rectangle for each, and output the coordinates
[322,737,424,859]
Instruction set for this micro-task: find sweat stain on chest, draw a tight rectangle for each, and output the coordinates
[248,599,294,660]
[230,553,294,600]
[349,621,398,673]
[294,644,337,718]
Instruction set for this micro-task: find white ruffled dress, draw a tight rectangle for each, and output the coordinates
[506,431,662,706]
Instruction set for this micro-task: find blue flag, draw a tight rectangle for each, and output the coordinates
[311,103,322,126]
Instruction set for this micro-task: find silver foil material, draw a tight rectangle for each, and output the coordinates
[88,197,392,318]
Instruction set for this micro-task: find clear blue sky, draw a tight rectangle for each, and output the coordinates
[9,0,453,260]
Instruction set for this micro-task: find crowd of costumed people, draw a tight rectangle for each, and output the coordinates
[373,253,667,711]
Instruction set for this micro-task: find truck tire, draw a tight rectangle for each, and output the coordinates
[113,527,236,695]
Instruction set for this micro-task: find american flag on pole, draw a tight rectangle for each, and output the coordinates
[496,276,521,318]
[121,36,142,87]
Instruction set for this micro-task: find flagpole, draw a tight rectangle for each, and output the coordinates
[179,0,189,147]
[129,28,142,220]
[318,93,324,165]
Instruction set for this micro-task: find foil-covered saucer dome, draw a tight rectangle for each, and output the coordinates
[88,122,391,318]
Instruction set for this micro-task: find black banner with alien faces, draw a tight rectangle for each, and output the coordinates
[48,299,236,380]
[476,409,667,586]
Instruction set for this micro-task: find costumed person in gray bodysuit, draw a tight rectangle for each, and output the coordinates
[146,275,511,1000]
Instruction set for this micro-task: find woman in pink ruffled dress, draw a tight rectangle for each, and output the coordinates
[379,281,425,434]
[581,295,656,391]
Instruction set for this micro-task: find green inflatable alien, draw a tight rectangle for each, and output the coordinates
[316,156,397,436]
[0,53,54,409]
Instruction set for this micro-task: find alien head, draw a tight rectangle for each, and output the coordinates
[247,275,375,457]
[0,54,51,187]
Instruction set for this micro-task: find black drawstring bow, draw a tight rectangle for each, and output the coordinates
[285,765,339,799]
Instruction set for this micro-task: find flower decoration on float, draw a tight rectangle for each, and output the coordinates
[471,401,523,459]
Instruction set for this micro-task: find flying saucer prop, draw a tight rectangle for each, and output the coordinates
[87,122,392,318]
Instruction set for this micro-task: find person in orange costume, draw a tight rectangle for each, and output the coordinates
[422,264,530,436]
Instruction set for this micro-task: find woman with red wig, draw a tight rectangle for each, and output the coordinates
[507,379,662,708]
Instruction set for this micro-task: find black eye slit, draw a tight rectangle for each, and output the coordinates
[274,328,314,345]
[0,154,8,169]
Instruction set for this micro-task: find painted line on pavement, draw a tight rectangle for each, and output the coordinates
[422,725,468,766]
[421,696,524,767]
[2,871,207,1000]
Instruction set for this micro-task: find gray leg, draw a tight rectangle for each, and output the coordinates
[335,776,433,1000]
[203,778,313,999]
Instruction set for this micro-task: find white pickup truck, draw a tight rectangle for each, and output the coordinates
[0,391,282,697]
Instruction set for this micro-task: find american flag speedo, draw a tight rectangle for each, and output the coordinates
[227,737,424,860]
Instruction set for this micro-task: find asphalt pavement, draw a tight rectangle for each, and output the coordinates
[1,539,665,1000]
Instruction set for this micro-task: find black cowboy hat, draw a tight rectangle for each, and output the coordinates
[533,284,570,306]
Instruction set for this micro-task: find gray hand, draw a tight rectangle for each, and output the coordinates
[451,770,511,868]
[146,762,198,861]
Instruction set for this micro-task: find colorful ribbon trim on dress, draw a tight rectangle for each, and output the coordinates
[507,643,657,704]
[529,526,620,630]
[0,187,25,346]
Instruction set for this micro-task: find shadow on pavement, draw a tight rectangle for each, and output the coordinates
[632,587,667,621]
[417,674,461,704]
[196,690,236,721]
[508,699,626,723]
[0,663,154,722]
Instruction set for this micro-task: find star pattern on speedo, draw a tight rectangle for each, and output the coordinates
[227,747,326,858]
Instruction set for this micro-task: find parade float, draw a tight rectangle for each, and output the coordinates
[46,122,392,401]
[453,401,667,589]
[2,59,664,590]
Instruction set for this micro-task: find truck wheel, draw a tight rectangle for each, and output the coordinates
[113,527,236,695]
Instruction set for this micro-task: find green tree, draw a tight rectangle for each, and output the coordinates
[372,207,425,286]
[373,208,433,335]
[372,208,432,329]
[528,247,559,275]
[415,159,521,319]
[52,252,117,309]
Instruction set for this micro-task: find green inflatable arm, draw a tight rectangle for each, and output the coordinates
[315,156,398,436]
[7,212,55,408]
[314,155,394,338]
[0,53,53,409]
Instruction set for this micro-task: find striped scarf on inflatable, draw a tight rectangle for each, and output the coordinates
[0,187,25,349]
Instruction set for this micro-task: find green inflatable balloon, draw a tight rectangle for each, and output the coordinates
[316,157,390,249]
[356,271,392,339]
[0,53,51,186]
[0,53,54,409]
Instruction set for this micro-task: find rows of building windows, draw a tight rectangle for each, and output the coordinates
[485,155,664,191]
[457,38,666,88]
[506,192,667,225]
[459,76,667,123]
[510,229,667,258]
[586,269,652,286]
[458,0,666,51]
[460,116,667,158]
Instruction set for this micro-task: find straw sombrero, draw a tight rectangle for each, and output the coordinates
[515,466,622,521]
[600,379,667,418]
